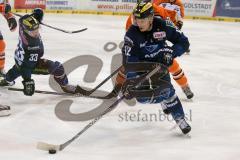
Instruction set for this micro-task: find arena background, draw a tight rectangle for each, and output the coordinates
[10,0,240,22]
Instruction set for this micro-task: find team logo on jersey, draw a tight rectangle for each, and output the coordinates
[145,44,158,53]
[140,41,147,48]
[153,32,166,40]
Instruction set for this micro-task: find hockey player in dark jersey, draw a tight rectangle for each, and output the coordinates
[119,2,191,134]
[0,9,79,96]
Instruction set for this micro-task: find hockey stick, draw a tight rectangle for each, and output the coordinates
[12,12,88,34]
[39,22,87,34]
[7,87,109,99]
[8,66,122,99]
[36,65,162,152]
[77,66,122,96]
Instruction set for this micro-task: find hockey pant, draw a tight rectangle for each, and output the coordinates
[132,74,185,121]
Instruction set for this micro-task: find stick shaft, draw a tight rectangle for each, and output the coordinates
[59,65,161,151]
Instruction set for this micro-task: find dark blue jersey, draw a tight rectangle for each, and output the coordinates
[122,17,189,65]
[14,15,44,69]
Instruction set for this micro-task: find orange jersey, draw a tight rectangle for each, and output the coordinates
[125,3,177,30]
[0,4,5,13]
[0,0,14,19]
[155,0,184,18]
[0,0,10,13]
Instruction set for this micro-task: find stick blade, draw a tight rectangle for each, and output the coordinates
[72,28,88,33]
[37,142,60,151]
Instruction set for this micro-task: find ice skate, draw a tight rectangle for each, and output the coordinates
[182,85,194,99]
[0,105,11,117]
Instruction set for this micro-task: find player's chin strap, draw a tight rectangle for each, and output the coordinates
[12,12,88,34]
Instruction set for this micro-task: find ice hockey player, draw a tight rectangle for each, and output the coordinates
[155,0,184,30]
[116,2,191,134]
[125,0,180,30]
[0,10,80,96]
[155,0,191,53]
[0,1,17,77]
[112,0,193,100]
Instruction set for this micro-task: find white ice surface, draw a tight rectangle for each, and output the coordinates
[0,14,240,160]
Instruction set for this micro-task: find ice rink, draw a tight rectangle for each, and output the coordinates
[0,14,240,160]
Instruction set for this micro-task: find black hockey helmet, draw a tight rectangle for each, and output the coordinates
[22,15,40,31]
[133,2,154,19]
[32,8,44,22]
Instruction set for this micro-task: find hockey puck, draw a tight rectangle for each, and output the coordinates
[48,149,57,154]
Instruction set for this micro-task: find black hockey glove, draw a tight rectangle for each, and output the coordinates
[4,3,11,14]
[7,16,17,32]
[122,80,136,100]
[163,52,173,66]
[122,88,133,100]
[176,20,183,30]
[22,79,35,96]
[160,47,174,67]
[32,8,44,23]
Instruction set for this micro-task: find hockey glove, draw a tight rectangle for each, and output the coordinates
[22,79,35,96]
[122,81,135,100]
[160,47,174,67]
[176,20,183,30]
[32,8,44,23]
[4,3,11,14]
[7,16,17,32]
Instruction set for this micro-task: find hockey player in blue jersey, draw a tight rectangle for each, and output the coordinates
[121,2,191,134]
[0,9,79,96]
